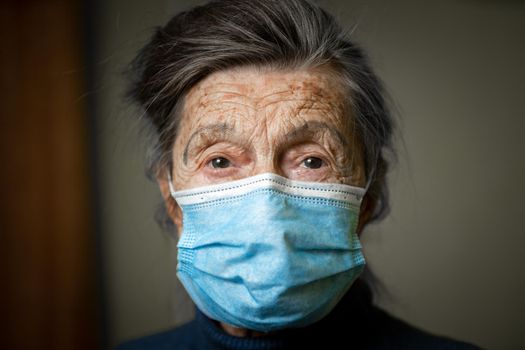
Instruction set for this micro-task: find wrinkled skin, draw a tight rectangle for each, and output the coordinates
[157,65,375,337]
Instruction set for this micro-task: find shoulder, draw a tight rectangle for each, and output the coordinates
[114,320,200,350]
[365,306,483,350]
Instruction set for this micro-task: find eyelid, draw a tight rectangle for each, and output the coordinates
[201,149,249,171]
[292,147,329,162]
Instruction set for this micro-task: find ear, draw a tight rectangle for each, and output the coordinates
[157,173,183,237]
[356,193,376,236]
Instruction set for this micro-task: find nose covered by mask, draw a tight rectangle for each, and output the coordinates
[169,172,367,332]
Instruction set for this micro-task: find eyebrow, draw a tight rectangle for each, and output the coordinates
[182,121,349,164]
[182,123,240,164]
[283,121,348,149]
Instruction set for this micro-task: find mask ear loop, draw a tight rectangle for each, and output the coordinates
[361,150,379,200]
[167,170,177,199]
[364,168,375,193]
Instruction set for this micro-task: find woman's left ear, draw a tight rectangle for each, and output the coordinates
[356,193,376,235]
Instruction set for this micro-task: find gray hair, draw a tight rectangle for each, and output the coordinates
[126,0,395,232]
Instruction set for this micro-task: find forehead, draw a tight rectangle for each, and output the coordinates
[181,65,349,126]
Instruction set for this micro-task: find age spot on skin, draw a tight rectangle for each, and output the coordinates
[169,65,366,194]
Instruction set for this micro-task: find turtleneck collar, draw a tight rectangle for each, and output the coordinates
[195,279,374,350]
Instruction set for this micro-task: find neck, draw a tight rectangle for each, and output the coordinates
[219,322,270,338]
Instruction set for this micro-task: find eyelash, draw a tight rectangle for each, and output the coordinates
[204,154,234,170]
[204,154,328,171]
[299,156,325,169]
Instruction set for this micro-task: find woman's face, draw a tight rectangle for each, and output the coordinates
[160,66,369,234]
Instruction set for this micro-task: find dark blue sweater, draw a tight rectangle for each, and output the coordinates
[115,280,482,350]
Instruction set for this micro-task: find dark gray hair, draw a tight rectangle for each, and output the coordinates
[126,0,395,232]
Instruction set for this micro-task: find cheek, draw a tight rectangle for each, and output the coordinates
[286,167,333,182]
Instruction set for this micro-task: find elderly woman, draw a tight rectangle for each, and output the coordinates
[117,0,481,349]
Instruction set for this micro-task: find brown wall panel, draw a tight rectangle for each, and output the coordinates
[0,1,100,349]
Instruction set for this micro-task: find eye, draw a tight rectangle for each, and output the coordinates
[209,157,231,169]
[301,157,323,169]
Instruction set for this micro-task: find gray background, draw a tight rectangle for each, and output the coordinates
[93,1,525,349]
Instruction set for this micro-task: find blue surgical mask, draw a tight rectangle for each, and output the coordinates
[169,172,366,332]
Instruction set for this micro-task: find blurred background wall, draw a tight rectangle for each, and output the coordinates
[3,0,522,349]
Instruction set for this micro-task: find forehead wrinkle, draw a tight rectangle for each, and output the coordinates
[181,68,351,156]
[256,96,341,111]
[194,85,341,110]
[190,86,254,108]
[255,89,294,101]
[199,89,249,101]
[261,101,345,136]
[208,86,331,102]
[185,95,253,133]
[192,101,254,122]
[190,82,249,97]
[256,79,341,103]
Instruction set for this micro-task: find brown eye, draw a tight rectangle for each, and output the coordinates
[302,157,323,169]
[210,157,231,169]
